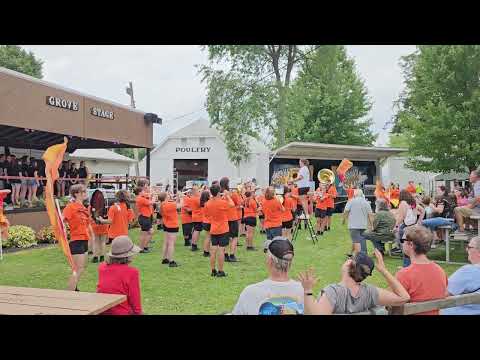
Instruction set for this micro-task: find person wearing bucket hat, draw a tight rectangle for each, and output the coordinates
[96,236,143,315]
[298,249,410,314]
[232,237,304,315]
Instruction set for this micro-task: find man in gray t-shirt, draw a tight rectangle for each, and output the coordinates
[232,237,304,315]
[344,189,372,254]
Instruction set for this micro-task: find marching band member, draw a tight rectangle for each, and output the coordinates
[314,185,329,236]
[96,190,135,247]
[205,184,235,277]
[190,186,203,252]
[261,187,285,240]
[242,190,258,250]
[90,206,109,264]
[293,159,311,219]
[135,182,155,253]
[289,180,301,226]
[281,186,295,241]
[62,184,95,291]
[256,188,266,234]
[200,190,211,257]
[220,177,241,263]
[158,191,180,267]
[0,189,11,242]
[325,182,337,231]
[180,188,193,247]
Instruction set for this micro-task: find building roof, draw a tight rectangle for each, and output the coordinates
[69,149,137,163]
[271,142,406,161]
[149,118,268,157]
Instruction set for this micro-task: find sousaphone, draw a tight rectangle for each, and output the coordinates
[317,169,335,186]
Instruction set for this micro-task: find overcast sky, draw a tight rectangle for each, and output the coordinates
[22,45,416,146]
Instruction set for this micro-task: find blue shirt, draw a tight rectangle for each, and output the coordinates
[441,264,480,315]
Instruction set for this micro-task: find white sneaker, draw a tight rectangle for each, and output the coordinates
[298,214,306,220]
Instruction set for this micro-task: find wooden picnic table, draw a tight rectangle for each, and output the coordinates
[0,286,126,315]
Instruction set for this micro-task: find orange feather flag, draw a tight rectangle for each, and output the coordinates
[42,137,76,274]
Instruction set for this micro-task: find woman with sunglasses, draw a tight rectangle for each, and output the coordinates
[298,249,410,314]
[62,184,95,291]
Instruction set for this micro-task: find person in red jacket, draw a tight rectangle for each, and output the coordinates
[97,235,142,315]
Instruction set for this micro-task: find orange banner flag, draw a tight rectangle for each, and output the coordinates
[337,158,353,175]
[42,137,76,274]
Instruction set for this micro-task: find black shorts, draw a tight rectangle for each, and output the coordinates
[193,222,203,232]
[69,240,88,255]
[315,208,327,218]
[203,223,211,232]
[298,187,310,196]
[164,226,179,233]
[327,208,334,216]
[182,223,193,236]
[282,220,293,229]
[228,220,239,239]
[138,215,153,231]
[244,217,257,227]
[211,233,229,247]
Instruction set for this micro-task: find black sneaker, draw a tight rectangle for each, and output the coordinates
[75,287,80,292]
[211,269,218,277]
[92,256,98,263]
[246,246,257,251]
[229,254,238,262]
[203,251,210,257]
[217,271,227,277]
[316,231,321,235]
[88,251,93,255]
[161,258,170,264]
[224,254,231,262]
[169,261,178,267]
[140,248,151,254]
[191,244,199,252]
[184,240,191,246]
[99,256,105,262]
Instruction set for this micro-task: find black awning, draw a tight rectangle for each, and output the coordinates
[0,125,145,152]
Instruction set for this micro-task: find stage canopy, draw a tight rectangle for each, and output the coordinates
[271,142,406,162]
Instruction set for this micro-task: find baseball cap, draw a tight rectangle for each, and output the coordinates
[350,252,374,277]
[263,236,294,260]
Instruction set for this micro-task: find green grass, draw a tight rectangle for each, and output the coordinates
[0,215,465,314]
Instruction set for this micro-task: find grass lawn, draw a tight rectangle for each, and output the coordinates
[0,215,465,314]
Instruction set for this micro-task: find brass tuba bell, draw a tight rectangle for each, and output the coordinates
[318,169,335,185]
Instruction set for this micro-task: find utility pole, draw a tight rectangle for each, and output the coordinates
[126,81,140,177]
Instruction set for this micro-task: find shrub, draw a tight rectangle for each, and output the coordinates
[36,225,56,244]
[31,198,46,208]
[8,225,37,248]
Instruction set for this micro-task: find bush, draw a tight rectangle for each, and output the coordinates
[57,196,70,208]
[8,225,37,248]
[36,225,56,244]
[31,198,46,208]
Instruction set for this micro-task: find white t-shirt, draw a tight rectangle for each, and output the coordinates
[232,279,304,315]
[297,166,310,189]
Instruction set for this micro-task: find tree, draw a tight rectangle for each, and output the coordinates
[114,148,146,161]
[0,45,43,78]
[394,46,480,173]
[199,45,309,164]
[285,46,376,145]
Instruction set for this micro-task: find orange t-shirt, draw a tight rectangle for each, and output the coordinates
[227,192,241,221]
[62,202,90,241]
[262,198,283,229]
[243,198,258,218]
[161,201,178,228]
[205,197,231,235]
[346,188,355,201]
[326,185,337,208]
[406,184,417,194]
[190,195,203,223]
[315,191,329,210]
[202,201,210,224]
[108,202,135,239]
[290,187,299,208]
[396,263,448,315]
[281,196,295,222]
[136,195,153,217]
[181,196,193,224]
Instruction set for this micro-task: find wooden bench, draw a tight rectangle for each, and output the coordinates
[353,292,480,315]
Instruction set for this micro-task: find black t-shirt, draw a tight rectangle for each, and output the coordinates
[59,167,68,178]
[21,164,29,177]
[78,167,87,179]
[7,163,21,183]
[27,165,37,177]
[68,168,79,179]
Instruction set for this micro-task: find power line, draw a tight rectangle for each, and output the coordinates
[163,45,322,123]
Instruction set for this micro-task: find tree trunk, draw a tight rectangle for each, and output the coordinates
[277,85,287,146]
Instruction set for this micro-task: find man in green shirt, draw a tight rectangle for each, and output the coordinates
[363,199,396,255]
